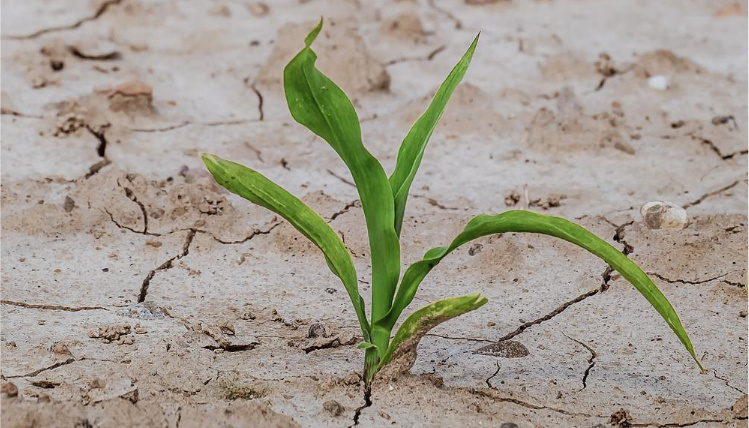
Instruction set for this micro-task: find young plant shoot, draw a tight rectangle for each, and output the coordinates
[202,20,703,385]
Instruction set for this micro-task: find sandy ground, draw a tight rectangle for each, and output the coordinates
[1,0,748,426]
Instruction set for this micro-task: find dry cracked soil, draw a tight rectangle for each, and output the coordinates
[1,0,748,427]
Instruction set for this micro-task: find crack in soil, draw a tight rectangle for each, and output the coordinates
[0,300,108,312]
[424,333,494,343]
[85,159,112,179]
[138,229,196,302]
[428,0,462,29]
[84,124,112,178]
[104,208,155,235]
[630,418,730,427]
[117,176,149,234]
[412,193,459,211]
[130,118,258,133]
[131,121,190,133]
[473,220,632,352]
[689,133,749,161]
[490,286,602,344]
[713,370,747,394]
[202,343,255,352]
[327,169,356,187]
[244,142,265,163]
[647,271,738,285]
[104,204,280,244]
[5,0,125,40]
[329,200,359,222]
[682,180,742,209]
[484,361,501,388]
[207,223,281,245]
[385,45,446,66]
[349,386,372,427]
[132,221,278,302]
[722,279,745,287]
[68,46,121,61]
[467,387,607,418]
[249,83,265,121]
[5,358,76,379]
[1,108,43,119]
[564,334,597,391]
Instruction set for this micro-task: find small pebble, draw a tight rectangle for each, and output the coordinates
[648,74,670,91]
[63,195,75,213]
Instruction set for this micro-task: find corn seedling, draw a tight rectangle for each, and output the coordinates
[202,20,703,385]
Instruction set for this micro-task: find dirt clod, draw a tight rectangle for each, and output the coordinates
[51,341,72,355]
[2,382,19,397]
[241,308,256,320]
[88,324,132,343]
[595,52,617,77]
[219,321,236,335]
[323,399,345,416]
[468,243,483,256]
[307,322,328,338]
[609,409,631,427]
[733,394,748,418]
[504,190,521,206]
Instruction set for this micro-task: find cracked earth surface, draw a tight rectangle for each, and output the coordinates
[1,0,748,427]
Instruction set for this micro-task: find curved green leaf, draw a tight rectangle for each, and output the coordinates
[389,35,479,236]
[283,20,400,354]
[202,153,370,342]
[373,292,487,380]
[374,210,703,370]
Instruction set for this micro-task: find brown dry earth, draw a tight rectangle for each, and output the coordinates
[1,0,748,427]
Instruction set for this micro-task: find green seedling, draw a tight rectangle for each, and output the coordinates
[202,20,703,385]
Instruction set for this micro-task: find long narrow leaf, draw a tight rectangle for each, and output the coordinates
[374,292,487,380]
[283,20,401,353]
[389,35,479,236]
[202,154,371,342]
[374,210,703,370]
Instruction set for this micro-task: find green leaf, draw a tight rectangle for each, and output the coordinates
[201,153,371,342]
[375,210,703,371]
[374,292,487,378]
[357,341,377,350]
[283,20,401,354]
[389,35,479,236]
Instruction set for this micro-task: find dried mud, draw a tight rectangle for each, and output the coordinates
[2,0,747,427]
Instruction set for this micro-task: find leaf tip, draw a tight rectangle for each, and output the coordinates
[470,32,480,51]
[305,18,324,48]
[200,153,219,167]
[470,291,489,307]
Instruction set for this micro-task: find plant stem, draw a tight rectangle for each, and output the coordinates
[371,324,390,359]
[364,346,380,386]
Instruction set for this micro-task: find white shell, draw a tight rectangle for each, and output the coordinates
[640,201,688,229]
